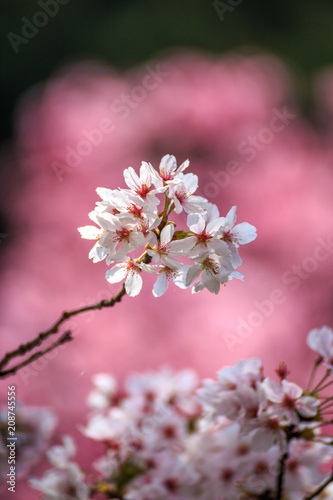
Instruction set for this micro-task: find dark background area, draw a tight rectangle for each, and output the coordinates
[2,0,333,142]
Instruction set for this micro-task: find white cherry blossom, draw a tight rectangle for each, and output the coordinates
[220,206,257,267]
[105,260,156,297]
[78,155,257,296]
[260,378,319,424]
[186,204,231,258]
[167,173,208,214]
[155,154,189,183]
[307,326,333,370]
[186,251,234,294]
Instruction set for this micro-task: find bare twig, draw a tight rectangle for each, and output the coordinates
[0,331,73,377]
[276,451,289,500]
[0,285,126,378]
[304,469,333,500]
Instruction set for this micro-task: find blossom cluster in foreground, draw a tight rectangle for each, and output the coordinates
[31,326,333,500]
[78,155,257,297]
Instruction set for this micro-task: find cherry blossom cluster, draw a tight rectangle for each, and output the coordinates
[78,155,257,297]
[30,326,333,500]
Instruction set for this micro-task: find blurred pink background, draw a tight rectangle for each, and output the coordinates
[1,51,333,498]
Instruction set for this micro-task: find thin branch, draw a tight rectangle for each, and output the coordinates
[0,331,73,378]
[307,358,322,391]
[312,370,331,393]
[0,285,126,378]
[276,451,289,500]
[304,470,333,500]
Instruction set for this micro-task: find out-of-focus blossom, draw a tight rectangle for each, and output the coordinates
[0,407,56,490]
[307,326,333,371]
[30,326,333,499]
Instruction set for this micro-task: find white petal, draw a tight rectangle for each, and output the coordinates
[147,249,161,264]
[89,242,107,262]
[206,203,220,223]
[261,379,283,403]
[202,269,220,294]
[105,264,127,284]
[96,213,117,231]
[129,231,145,248]
[125,272,142,297]
[124,167,141,190]
[230,270,244,280]
[92,373,118,394]
[186,264,202,287]
[183,173,198,194]
[96,187,116,202]
[175,159,190,175]
[232,222,257,244]
[169,237,196,254]
[160,255,179,269]
[282,380,303,400]
[159,154,177,176]
[78,225,102,240]
[160,224,175,245]
[172,266,189,289]
[206,217,227,236]
[183,196,208,214]
[173,196,183,214]
[153,273,169,297]
[226,206,237,227]
[140,162,152,185]
[252,428,278,452]
[149,216,163,230]
[187,213,205,233]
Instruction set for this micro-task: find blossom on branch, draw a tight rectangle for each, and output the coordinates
[78,155,257,297]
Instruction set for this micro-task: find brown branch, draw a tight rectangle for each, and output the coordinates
[0,331,73,378]
[304,470,333,500]
[0,285,126,378]
[276,451,289,500]
[304,472,333,500]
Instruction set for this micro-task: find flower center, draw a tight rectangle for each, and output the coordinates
[223,230,233,242]
[114,228,130,242]
[128,203,144,219]
[175,189,188,204]
[202,257,219,275]
[283,395,296,409]
[196,229,212,245]
[136,183,151,198]
[160,168,173,182]
[220,467,234,482]
[126,261,139,275]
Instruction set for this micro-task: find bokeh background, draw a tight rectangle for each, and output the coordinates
[1,0,333,498]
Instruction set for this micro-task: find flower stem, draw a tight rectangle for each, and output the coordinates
[307,358,322,391]
[312,370,331,393]
[316,379,333,394]
[276,451,289,500]
[304,469,333,500]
